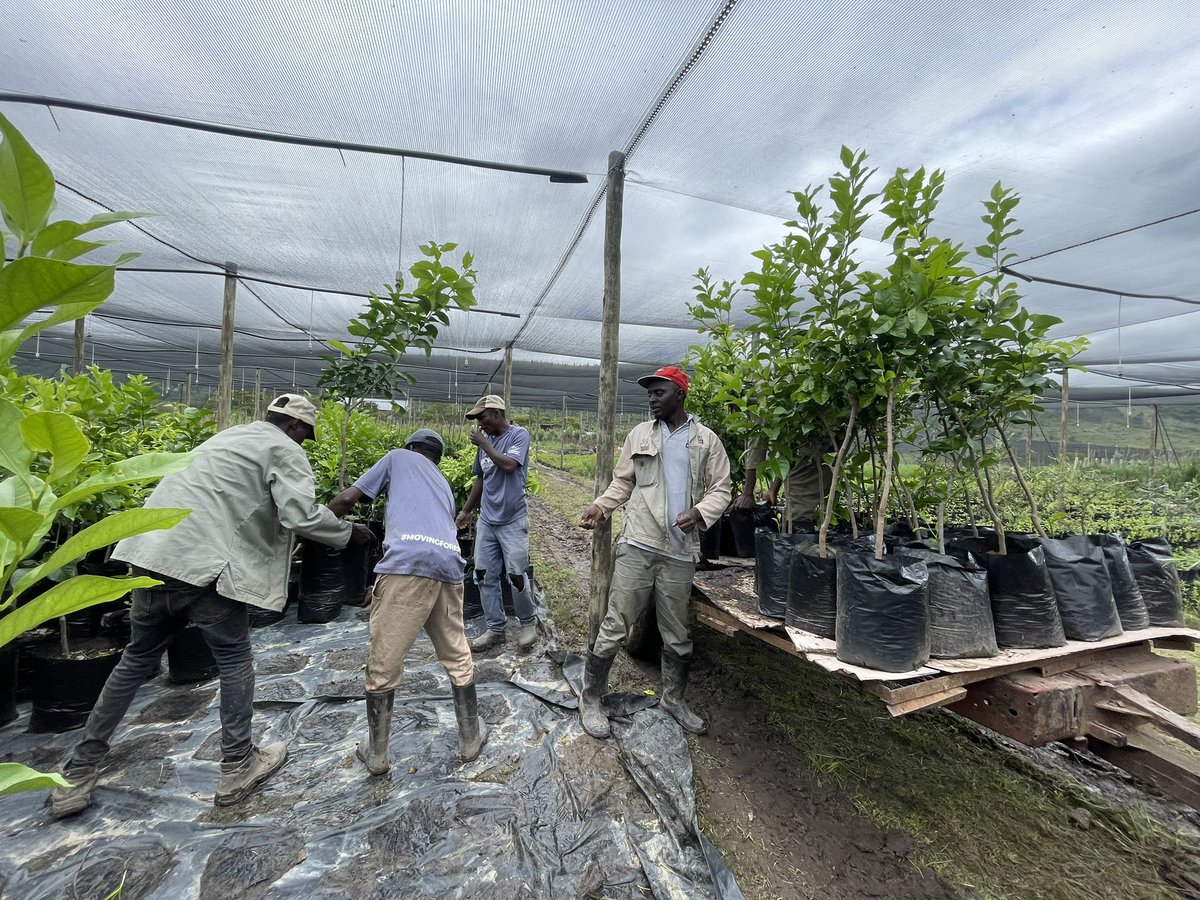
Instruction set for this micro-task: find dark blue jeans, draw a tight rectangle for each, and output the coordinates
[68,571,254,769]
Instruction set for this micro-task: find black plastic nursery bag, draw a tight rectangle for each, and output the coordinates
[1127,538,1185,627]
[787,542,837,638]
[983,537,1066,649]
[754,529,813,618]
[298,541,346,624]
[835,551,930,673]
[1039,535,1123,642]
[899,546,996,659]
[1093,534,1149,631]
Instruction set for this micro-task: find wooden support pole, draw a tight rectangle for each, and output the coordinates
[503,344,513,413]
[253,368,262,419]
[560,393,567,469]
[73,317,85,374]
[184,373,192,407]
[588,149,625,648]
[217,262,238,430]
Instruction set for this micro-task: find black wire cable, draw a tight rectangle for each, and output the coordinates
[1013,207,1200,265]
[0,92,588,183]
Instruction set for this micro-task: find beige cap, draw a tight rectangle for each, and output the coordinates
[465,394,506,420]
[267,393,318,436]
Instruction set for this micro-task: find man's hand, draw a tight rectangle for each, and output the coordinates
[349,523,375,545]
[579,504,605,530]
[455,510,472,531]
[731,491,755,513]
[468,426,492,449]
[674,507,704,534]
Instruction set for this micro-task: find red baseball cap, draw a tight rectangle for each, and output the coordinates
[637,365,689,394]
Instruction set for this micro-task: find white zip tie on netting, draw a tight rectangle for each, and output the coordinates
[194,330,200,372]
[34,332,40,358]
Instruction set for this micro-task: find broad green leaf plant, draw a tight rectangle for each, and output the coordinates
[0,112,194,794]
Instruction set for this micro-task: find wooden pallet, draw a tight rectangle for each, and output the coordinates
[692,566,1200,716]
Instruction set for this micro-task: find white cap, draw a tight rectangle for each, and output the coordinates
[267,393,318,436]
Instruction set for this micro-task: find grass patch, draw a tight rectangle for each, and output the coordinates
[698,626,1200,899]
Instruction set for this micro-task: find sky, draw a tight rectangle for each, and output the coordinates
[3,0,1198,405]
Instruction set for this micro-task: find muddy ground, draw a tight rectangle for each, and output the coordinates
[527,469,964,899]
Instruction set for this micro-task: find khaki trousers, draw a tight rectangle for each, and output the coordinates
[365,573,474,693]
[593,542,695,658]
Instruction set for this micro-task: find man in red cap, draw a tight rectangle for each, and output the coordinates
[579,365,731,738]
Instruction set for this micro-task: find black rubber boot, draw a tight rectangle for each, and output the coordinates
[356,690,394,775]
[660,649,708,734]
[580,651,615,739]
[452,681,489,762]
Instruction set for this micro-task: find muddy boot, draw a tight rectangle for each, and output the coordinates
[452,681,489,762]
[355,690,394,776]
[48,765,99,820]
[469,629,504,653]
[214,742,288,806]
[515,622,538,653]
[580,651,615,739]
[660,649,708,735]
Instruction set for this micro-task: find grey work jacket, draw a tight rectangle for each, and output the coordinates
[113,421,351,611]
[592,416,732,559]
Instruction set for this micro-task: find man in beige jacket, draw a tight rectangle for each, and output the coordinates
[579,366,731,738]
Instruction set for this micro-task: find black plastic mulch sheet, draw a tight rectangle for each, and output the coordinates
[0,608,743,900]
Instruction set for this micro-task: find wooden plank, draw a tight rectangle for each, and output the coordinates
[695,607,737,637]
[885,686,968,717]
[694,598,798,656]
[1091,726,1200,811]
[1154,637,1197,651]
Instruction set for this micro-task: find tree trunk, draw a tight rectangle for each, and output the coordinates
[993,418,1046,538]
[873,386,895,561]
[819,399,858,558]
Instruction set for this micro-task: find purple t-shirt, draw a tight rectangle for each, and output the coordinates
[472,424,530,526]
[354,449,464,584]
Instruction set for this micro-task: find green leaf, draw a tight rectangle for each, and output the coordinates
[0,574,162,648]
[0,762,70,797]
[0,112,56,245]
[11,506,190,601]
[0,506,44,546]
[51,451,194,512]
[0,400,34,477]
[30,211,150,258]
[20,411,89,483]
[0,256,114,332]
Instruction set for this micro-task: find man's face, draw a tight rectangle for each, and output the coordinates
[285,419,315,445]
[645,379,683,421]
[475,407,506,435]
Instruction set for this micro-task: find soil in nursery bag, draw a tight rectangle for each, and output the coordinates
[298,541,345,624]
[982,538,1066,650]
[786,542,838,638]
[167,624,219,684]
[835,551,930,672]
[1094,534,1150,631]
[0,609,740,899]
[1127,537,1185,626]
[898,546,996,659]
[755,529,816,619]
[1039,535,1123,642]
[26,637,124,733]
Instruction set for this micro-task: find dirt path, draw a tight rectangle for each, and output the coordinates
[526,470,965,900]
